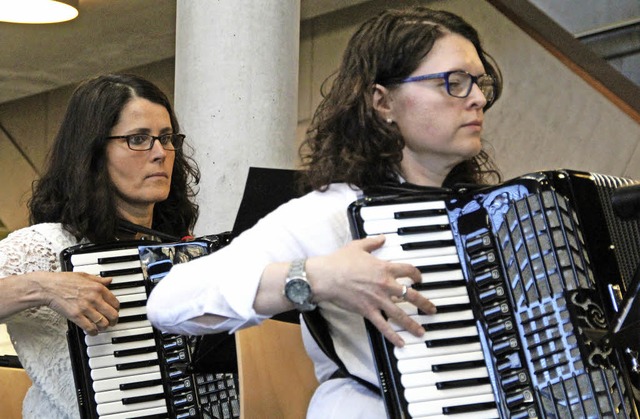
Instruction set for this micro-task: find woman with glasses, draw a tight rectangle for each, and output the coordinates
[149,6,503,418]
[0,73,199,419]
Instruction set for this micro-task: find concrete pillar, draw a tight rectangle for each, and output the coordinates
[175,0,301,235]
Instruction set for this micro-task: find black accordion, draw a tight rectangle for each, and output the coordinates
[63,236,239,419]
[348,169,640,418]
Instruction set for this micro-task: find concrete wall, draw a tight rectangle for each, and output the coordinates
[1,0,639,234]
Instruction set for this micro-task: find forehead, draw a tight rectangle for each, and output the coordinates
[415,32,484,74]
[119,97,168,120]
[113,97,171,131]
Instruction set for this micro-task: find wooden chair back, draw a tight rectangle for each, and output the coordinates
[0,366,32,419]
[236,319,318,419]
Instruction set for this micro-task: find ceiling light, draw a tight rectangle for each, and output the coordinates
[0,0,79,24]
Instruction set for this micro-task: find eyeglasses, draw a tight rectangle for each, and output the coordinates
[106,133,185,151]
[398,70,496,105]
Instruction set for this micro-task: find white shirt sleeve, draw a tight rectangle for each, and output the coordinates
[147,184,359,335]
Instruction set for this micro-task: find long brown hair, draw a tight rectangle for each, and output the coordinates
[300,6,502,191]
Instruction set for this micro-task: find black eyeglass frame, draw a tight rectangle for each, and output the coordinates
[397,70,496,105]
[106,133,185,151]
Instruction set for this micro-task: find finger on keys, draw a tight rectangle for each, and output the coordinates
[80,275,119,329]
[391,262,422,285]
[96,276,118,302]
[385,300,425,340]
[84,320,100,336]
[403,286,437,315]
[94,276,120,326]
[368,311,406,347]
[105,312,118,327]
[103,297,120,327]
[356,235,386,252]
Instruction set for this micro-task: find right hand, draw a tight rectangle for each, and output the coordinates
[40,272,120,335]
[307,236,437,347]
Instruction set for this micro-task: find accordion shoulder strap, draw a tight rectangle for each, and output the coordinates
[302,309,380,394]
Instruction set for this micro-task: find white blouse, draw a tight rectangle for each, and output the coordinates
[1,223,80,419]
[148,183,388,418]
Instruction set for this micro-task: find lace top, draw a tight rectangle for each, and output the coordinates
[1,223,80,419]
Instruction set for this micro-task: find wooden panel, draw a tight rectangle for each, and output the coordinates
[0,367,31,419]
[236,319,318,419]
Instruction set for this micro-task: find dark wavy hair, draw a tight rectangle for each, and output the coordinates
[28,73,200,243]
[300,6,503,191]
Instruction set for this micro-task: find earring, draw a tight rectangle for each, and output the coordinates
[386,118,393,124]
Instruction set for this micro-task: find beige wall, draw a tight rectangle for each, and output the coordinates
[1,0,639,234]
[0,324,15,356]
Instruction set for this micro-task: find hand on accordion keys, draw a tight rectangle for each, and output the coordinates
[43,271,120,335]
[307,235,437,347]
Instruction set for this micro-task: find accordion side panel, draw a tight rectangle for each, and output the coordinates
[590,172,640,290]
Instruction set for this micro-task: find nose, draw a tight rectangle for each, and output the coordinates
[468,82,488,109]
[149,137,168,159]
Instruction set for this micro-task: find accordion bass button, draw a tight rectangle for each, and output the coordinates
[465,233,493,254]
[473,268,502,288]
[492,335,519,356]
[478,285,506,304]
[487,318,514,339]
[505,387,535,409]
[163,337,185,351]
[501,369,529,390]
[482,301,510,321]
[510,405,538,419]
[469,250,497,270]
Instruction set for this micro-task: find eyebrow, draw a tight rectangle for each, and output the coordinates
[439,68,486,76]
[123,127,174,135]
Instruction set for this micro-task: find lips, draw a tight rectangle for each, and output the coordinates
[146,172,168,179]
[462,120,482,127]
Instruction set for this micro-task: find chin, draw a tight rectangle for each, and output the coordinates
[463,138,483,159]
[456,147,482,162]
[144,191,171,204]
[155,193,171,203]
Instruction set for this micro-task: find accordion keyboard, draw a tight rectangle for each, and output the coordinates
[71,247,170,418]
[65,241,240,419]
[359,200,501,418]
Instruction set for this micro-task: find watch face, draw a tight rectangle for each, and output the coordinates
[285,278,310,304]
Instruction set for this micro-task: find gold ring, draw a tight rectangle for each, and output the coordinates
[93,315,105,324]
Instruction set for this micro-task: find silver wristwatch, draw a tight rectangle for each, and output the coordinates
[284,259,317,312]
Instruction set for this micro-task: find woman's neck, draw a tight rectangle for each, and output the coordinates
[399,163,447,187]
[116,218,173,242]
[115,207,160,241]
[399,150,459,187]
[117,206,154,229]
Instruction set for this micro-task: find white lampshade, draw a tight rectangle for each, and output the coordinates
[0,0,79,24]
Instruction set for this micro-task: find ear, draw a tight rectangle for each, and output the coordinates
[372,83,394,122]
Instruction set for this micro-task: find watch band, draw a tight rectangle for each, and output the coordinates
[289,258,306,279]
[285,258,317,312]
